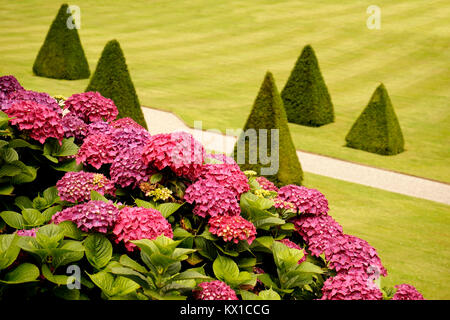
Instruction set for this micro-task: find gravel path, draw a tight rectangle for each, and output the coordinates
[142,107,450,205]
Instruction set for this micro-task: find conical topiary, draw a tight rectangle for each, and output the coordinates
[33,4,90,80]
[345,83,404,155]
[86,40,147,129]
[233,71,303,186]
[281,45,334,127]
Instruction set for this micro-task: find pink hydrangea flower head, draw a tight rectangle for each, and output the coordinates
[277,185,329,215]
[76,134,118,169]
[64,91,118,123]
[273,198,295,211]
[110,146,155,188]
[184,179,241,218]
[292,214,344,257]
[52,200,118,233]
[5,100,64,144]
[392,284,425,300]
[113,207,173,251]
[199,156,249,197]
[56,171,115,203]
[193,280,238,300]
[321,272,383,300]
[0,75,23,104]
[208,215,256,245]
[16,228,37,237]
[142,132,205,181]
[62,112,88,140]
[278,238,307,264]
[325,234,387,277]
[255,176,279,192]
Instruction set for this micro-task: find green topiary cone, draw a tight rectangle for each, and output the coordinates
[345,83,404,155]
[33,4,90,80]
[233,71,303,186]
[86,39,147,129]
[281,45,334,127]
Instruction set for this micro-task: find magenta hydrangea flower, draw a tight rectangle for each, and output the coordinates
[52,200,118,233]
[113,207,173,251]
[76,134,118,169]
[0,75,23,104]
[277,185,329,215]
[278,238,307,264]
[110,146,155,188]
[5,100,64,144]
[325,234,387,277]
[3,89,61,114]
[392,284,425,300]
[199,154,249,197]
[184,179,241,218]
[273,198,295,211]
[16,229,37,237]
[110,125,151,151]
[87,121,114,136]
[292,214,344,257]
[208,215,256,245]
[193,280,238,300]
[320,271,383,300]
[255,176,279,192]
[64,91,118,123]
[56,171,115,203]
[62,113,88,140]
[142,132,205,181]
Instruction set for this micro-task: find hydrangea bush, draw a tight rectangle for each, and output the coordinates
[0,77,424,301]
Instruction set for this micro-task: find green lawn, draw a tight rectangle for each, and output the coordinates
[0,0,449,182]
[305,172,450,300]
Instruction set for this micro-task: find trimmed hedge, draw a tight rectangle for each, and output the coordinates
[345,83,404,155]
[233,71,303,186]
[281,45,334,127]
[32,4,90,80]
[86,39,148,129]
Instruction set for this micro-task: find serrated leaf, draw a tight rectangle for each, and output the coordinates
[150,173,163,184]
[0,184,14,195]
[14,196,33,210]
[58,220,83,240]
[157,202,182,218]
[90,190,109,202]
[0,234,20,270]
[35,224,64,248]
[135,198,157,209]
[22,208,45,227]
[84,234,112,270]
[1,148,18,163]
[213,255,239,282]
[258,288,281,300]
[51,159,83,172]
[42,205,62,223]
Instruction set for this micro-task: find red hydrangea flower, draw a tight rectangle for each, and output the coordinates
[0,75,23,104]
[110,146,155,188]
[64,92,118,123]
[110,124,151,151]
[5,100,64,144]
[76,134,118,169]
[184,179,241,218]
[52,200,119,233]
[56,171,115,203]
[16,229,37,237]
[320,271,383,300]
[3,89,61,114]
[193,280,238,300]
[255,176,279,192]
[199,155,249,197]
[113,207,173,251]
[142,132,205,181]
[277,185,329,215]
[208,215,256,245]
[62,113,88,140]
[273,198,295,211]
[392,284,425,300]
[278,238,307,264]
